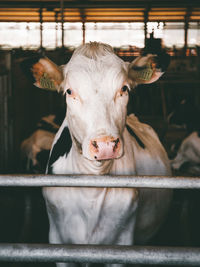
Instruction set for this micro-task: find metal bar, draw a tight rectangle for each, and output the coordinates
[82,21,85,44]
[39,7,43,48]
[144,7,149,46]
[0,175,200,189]
[3,75,8,168]
[80,8,86,44]
[0,76,5,171]
[160,83,167,120]
[184,7,191,55]
[60,0,64,48]
[54,11,59,47]
[0,243,199,265]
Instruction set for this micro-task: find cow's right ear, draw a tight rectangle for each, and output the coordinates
[21,56,64,92]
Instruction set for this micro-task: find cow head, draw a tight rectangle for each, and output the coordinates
[25,42,169,161]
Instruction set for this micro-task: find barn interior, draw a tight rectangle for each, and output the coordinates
[0,0,200,266]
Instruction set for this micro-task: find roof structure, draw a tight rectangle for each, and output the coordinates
[0,0,199,23]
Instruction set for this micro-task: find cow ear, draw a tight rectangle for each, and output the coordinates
[128,51,170,84]
[21,56,64,92]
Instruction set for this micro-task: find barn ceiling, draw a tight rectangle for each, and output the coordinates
[0,0,199,23]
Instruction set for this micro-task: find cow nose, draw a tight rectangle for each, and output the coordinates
[90,136,121,160]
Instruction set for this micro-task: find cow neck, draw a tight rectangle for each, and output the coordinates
[71,144,113,175]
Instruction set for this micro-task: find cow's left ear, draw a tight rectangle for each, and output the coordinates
[128,51,170,84]
[21,56,64,92]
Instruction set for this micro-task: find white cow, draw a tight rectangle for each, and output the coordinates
[168,98,200,175]
[20,114,59,173]
[20,109,65,173]
[28,42,172,267]
[171,132,200,175]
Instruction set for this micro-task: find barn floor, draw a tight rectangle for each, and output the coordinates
[0,124,200,267]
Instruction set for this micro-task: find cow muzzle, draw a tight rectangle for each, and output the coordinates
[89,136,122,161]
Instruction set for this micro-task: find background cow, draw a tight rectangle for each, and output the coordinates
[25,42,172,267]
[168,98,200,247]
[20,109,65,173]
[168,98,200,175]
[170,132,200,175]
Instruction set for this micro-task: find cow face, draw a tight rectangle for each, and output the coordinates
[26,42,169,161]
[62,46,129,160]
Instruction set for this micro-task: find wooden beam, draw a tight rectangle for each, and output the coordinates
[0,1,200,9]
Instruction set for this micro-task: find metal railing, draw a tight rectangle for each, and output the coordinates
[0,174,200,189]
[0,174,200,266]
[0,243,200,265]
[0,72,13,172]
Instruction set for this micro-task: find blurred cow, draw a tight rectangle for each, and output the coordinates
[20,110,65,173]
[169,98,200,175]
[168,98,200,246]
[170,131,200,175]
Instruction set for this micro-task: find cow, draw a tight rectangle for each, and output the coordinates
[25,42,172,267]
[168,98,200,175]
[20,110,65,173]
[170,132,200,175]
[168,99,200,246]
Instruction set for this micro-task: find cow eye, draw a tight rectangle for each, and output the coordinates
[115,85,129,100]
[119,85,129,96]
[66,88,79,101]
[66,89,72,95]
[121,85,128,92]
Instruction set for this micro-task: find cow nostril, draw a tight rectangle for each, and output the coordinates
[113,138,120,145]
[92,140,98,149]
[113,138,120,151]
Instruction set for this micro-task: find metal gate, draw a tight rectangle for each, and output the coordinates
[0,52,14,173]
[0,174,199,266]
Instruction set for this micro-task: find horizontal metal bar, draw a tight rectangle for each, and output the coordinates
[0,243,199,265]
[0,174,200,189]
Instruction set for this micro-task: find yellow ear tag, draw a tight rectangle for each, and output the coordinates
[137,63,153,81]
[40,73,57,91]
